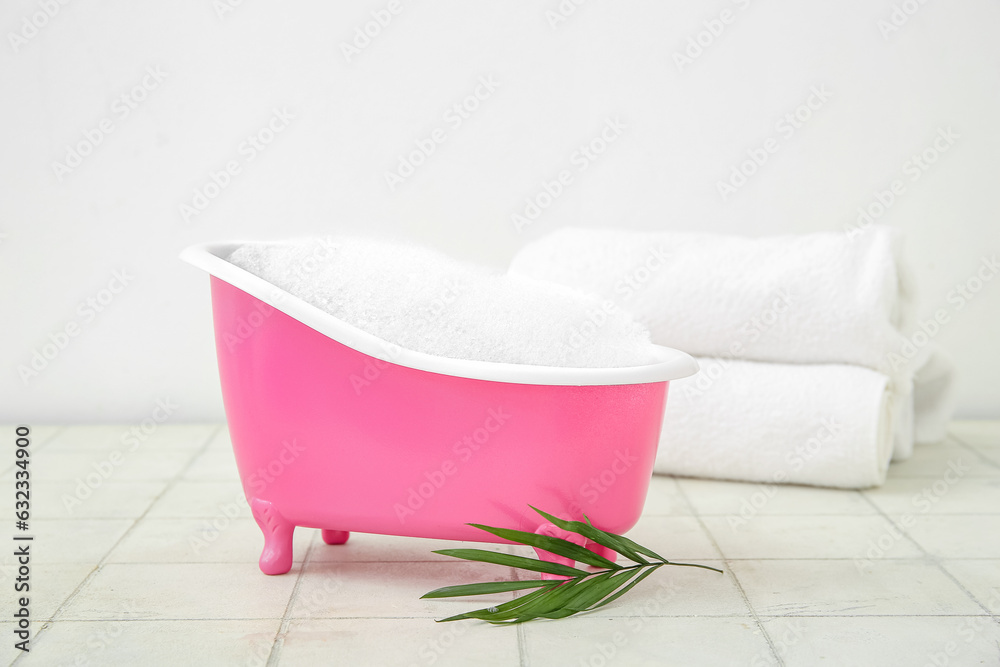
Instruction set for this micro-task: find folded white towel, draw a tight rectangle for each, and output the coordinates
[891,389,915,461]
[888,345,955,458]
[509,225,955,467]
[913,346,957,444]
[509,225,918,384]
[659,359,895,489]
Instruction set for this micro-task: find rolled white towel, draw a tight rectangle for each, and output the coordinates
[891,389,915,461]
[659,359,895,489]
[913,346,957,444]
[509,225,918,385]
[863,344,953,460]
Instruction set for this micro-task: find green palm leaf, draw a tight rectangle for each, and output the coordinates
[431,549,587,578]
[467,522,621,570]
[437,584,560,622]
[421,579,558,599]
[529,506,650,564]
[422,507,723,624]
[591,564,662,610]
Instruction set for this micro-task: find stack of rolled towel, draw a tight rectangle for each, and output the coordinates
[508,225,956,489]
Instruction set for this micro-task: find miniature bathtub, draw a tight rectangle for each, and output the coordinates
[180,242,698,575]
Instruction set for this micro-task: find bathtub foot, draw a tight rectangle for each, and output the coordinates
[534,522,588,580]
[321,529,350,545]
[250,498,294,575]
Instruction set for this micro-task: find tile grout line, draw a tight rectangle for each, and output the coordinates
[513,566,530,667]
[264,533,319,667]
[858,483,999,622]
[30,425,66,453]
[11,612,1000,622]
[45,424,222,616]
[672,480,786,667]
[948,434,1000,471]
[880,434,1000,623]
[11,423,997,663]
[667,476,697,515]
[10,424,222,664]
[0,425,65,478]
[516,621,529,667]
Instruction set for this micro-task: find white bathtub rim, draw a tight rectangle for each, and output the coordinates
[180,241,699,386]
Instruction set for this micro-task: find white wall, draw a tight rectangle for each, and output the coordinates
[1,0,997,423]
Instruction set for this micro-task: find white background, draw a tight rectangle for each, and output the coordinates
[1,0,997,422]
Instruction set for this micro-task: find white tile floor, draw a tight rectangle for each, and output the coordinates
[3,422,1000,666]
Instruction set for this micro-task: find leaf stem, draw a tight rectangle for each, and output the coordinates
[658,560,724,574]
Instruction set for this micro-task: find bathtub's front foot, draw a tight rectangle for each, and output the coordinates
[534,523,588,580]
[321,529,350,545]
[250,498,295,575]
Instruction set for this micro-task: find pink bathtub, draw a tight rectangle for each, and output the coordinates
[181,243,697,575]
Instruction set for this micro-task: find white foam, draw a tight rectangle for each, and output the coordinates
[227,236,659,368]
